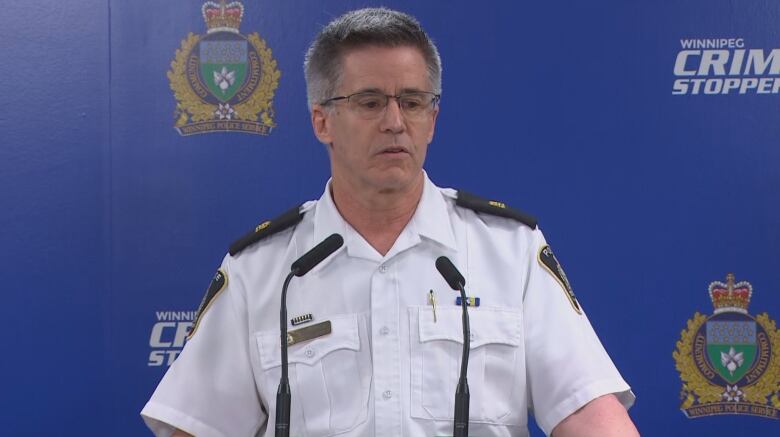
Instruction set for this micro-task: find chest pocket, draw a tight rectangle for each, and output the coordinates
[255,313,371,437]
[409,306,526,426]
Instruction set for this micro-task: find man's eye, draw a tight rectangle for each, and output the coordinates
[355,97,384,109]
[401,99,423,110]
[400,94,428,110]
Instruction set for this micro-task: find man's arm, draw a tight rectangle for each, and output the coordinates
[551,394,639,437]
[172,430,193,437]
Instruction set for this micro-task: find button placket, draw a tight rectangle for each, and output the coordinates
[370,262,402,436]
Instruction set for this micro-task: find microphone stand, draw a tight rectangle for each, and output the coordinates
[453,281,470,437]
[275,271,296,437]
[274,233,343,437]
[435,256,471,437]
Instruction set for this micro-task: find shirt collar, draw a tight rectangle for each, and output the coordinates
[311,172,458,265]
[312,180,387,263]
[408,172,458,252]
[311,178,348,248]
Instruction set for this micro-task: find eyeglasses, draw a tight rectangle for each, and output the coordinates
[321,91,441,120]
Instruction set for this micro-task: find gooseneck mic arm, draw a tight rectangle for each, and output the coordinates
[276,233,344,437]
[452,279,470,437]
[275,271,295,437]
[435,256,471,437]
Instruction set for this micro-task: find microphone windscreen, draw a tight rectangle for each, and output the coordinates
[435,256,465,290]
[291,234,344,276]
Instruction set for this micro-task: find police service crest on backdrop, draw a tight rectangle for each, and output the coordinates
[169,0,280,135]
[673,274,780,419]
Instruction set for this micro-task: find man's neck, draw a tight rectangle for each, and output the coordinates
[330,174,424,256]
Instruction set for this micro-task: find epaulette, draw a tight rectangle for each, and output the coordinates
[456,190,538,229]
[229,204,305,256]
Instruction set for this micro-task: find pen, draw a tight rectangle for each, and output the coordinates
[429,289,437,323]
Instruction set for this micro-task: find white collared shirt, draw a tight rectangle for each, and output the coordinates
[142,174,634,437]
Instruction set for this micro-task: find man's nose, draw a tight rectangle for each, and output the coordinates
[379,97,405,133]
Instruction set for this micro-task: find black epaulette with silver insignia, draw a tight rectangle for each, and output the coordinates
[229,204,305,256]
[456,190,537,229]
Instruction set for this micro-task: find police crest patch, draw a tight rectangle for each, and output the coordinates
[538,245,581,314]
[168,0,280,136]
[673,274,780,419]
[188,268,228,339]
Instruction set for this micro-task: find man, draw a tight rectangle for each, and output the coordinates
[142,7,639,437]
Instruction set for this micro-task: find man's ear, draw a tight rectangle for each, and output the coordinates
[311,104,333,145]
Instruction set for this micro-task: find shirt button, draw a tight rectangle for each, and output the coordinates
[378,264,388,273]
[382,390,393,400]
[304,349,315,358]
[379,326,390,336]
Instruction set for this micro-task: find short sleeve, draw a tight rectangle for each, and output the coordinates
[523,229,634,435]
[141,255,266,437]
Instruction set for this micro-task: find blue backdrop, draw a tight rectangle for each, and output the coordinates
[2,1,779,435]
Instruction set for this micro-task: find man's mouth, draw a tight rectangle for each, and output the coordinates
[379,146,409,154]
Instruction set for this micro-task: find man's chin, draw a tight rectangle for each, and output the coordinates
[371,170,423,194]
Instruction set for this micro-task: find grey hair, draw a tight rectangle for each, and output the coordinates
[303,7,442,110]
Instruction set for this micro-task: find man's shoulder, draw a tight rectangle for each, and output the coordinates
[228,200,317,256]
[439,187,538,230]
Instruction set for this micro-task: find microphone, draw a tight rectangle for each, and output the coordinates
[435,256,465,290]
[435,256,471,437]
[276,233,344,437]
[291,234,344,276]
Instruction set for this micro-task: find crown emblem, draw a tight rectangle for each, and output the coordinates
[708,273,752,314]
[202,0,244,34]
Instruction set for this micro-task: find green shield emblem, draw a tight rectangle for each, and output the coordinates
[199,38,247,102]
[706,320,757,383]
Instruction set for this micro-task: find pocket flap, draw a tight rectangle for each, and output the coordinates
[256,314,360,369]
[418,307,521,348]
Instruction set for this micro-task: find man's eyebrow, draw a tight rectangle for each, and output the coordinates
[349,87,384,94]
[347,87,429,95]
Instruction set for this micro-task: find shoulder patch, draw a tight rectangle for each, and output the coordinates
[538,245,582,314]
[456,190,537,229]
[229,204,305,256]
[188,268,228,340]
